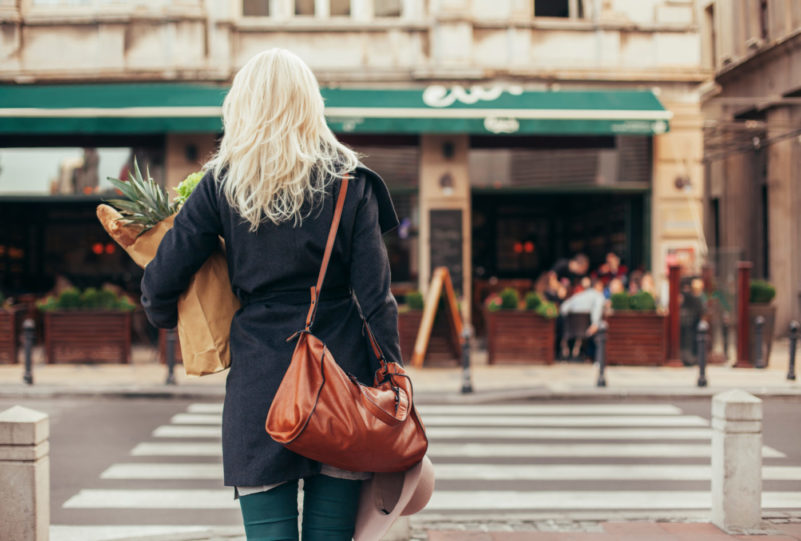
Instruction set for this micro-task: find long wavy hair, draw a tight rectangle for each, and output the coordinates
[206,48,359,231]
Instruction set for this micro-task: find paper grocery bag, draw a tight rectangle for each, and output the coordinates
[97,205,239,376]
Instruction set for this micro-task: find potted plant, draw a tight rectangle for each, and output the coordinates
[397,291,424,364]
[38,287,135,363]
[749,279,776,366]
[606,290,667,365]
[0,292,26,364]
[484,287,557,364]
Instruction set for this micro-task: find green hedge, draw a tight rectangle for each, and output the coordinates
[38,287,135,312]
[405,291,424,311]
[611,291,656,312]
[750,280,776,304]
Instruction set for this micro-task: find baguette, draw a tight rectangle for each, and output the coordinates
[96,204,143,248]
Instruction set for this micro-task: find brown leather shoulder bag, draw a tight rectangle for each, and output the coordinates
[265,174,428,473]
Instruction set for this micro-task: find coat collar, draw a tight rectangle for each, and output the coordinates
[354,164,400,235]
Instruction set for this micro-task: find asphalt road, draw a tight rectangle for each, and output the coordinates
[1,396,800,537]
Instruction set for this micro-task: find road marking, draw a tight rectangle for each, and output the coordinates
[429,442,785,458]
[153,425,221,438]
[188,403,223,414]
[422,415,710,427]
[50,525,215,541]
[61,489,801,511]
[427,427,712,440]
[101,463,222,480]
[170,414,222,425]
[433,464,801,481]
[131,443,221,456]
[63,489,238,509]
[169,413,712,427]
[418,404,685,416]
[150,425,714,441]
[426,491,801,511]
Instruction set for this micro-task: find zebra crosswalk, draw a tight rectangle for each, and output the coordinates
[53,400,801,540]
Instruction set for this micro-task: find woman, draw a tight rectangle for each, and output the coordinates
[140,48,402,540]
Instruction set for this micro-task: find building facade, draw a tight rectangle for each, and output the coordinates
[0,0,707,329]
[701,0,801,336]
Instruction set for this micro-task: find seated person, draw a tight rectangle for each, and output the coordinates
[559,278,606,360]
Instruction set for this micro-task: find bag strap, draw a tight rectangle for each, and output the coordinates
[298,173,387,366]
[304,174,349,330]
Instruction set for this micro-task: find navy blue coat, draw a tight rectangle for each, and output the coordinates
[140,165,401,487]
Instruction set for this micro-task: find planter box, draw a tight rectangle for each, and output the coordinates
[0,307,25,364]
[44,311,132,364]
[158,328,183,365]
[398,311,422,365]
[485,310,555,365]
[606,312,667,365]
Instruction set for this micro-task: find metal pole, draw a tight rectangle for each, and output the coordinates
[697,320,709,387]
[165,328,177,386]
[754,315,765,369]
[22,319,34,385]
[722,312,730,361]
[595,321,608,388]
[788,321,799,381]
[460,325,473,394]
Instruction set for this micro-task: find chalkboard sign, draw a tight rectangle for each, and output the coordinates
[429,209,463,294]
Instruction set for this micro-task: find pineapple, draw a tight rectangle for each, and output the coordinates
[105,158,177,233]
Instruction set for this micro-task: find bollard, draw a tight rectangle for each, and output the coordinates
[697,320,709,387]
[460,325,473,394]
[595,321,608,388]
[754,315,765,369]
[0,406,50,541]
[165,328,177,386]
[711,390,762,532]
[788,321,799,381]
[23,318,35,386]
[722,312,730,361]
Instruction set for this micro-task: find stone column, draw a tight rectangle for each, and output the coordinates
[711,389,762,532]
[766,106,801,331]
[0,406,50,541]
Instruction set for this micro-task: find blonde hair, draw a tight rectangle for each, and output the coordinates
[206,48,359,231]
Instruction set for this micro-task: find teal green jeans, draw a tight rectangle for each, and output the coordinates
[238,475,362,541]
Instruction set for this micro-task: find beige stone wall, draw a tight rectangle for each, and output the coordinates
[652,99,706,284]
[165,132,219,191]
[418,134,472,325]
[1,0,704,83]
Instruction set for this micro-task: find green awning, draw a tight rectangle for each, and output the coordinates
[0,83,671,136]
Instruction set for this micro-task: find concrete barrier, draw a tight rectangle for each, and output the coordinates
[711,389,762,532]
[0,406,50,541]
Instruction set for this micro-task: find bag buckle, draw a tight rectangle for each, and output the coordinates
[285,327,310,342]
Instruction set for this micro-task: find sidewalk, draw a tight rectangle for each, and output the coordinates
[1,339,799,401]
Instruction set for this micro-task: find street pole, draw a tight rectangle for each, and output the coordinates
[595,321,608,388]
[460,325,473,394]
[754,315,765,369]
[165,328,177,386]
[22,319,34,385]
[788,321,799,381]
[697,320,709,387]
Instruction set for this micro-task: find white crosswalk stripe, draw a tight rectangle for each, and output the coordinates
[55,400,801,540]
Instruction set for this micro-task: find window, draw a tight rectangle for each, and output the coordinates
[534,0,583,18]
[243,0,269,16]
[331,0,349,16]
[294,0,313,15]
[374,0,400,17]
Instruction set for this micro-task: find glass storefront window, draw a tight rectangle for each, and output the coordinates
[0,147,164,196]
